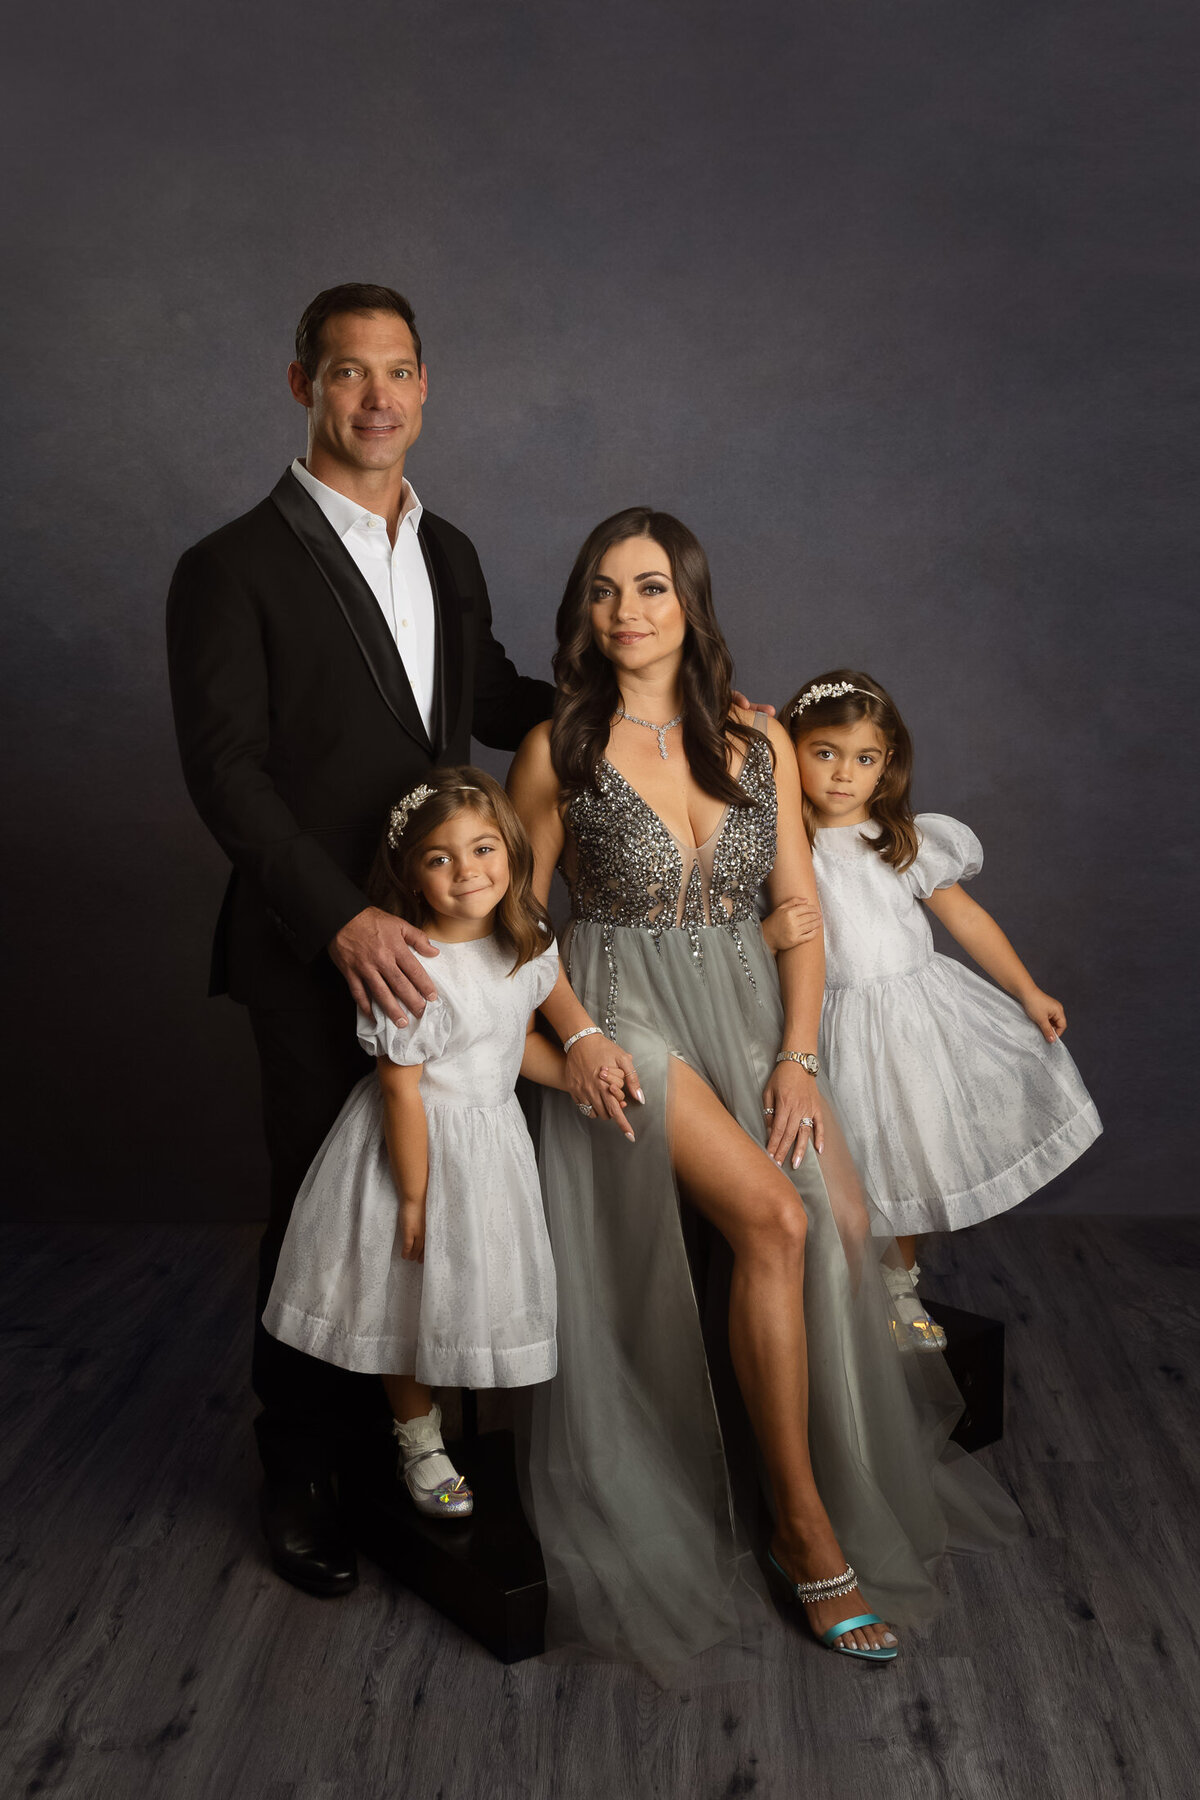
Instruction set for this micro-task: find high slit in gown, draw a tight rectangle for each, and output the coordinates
[525,725,1022,1671]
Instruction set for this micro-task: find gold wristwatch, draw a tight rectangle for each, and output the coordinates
[776,1051,819,1076]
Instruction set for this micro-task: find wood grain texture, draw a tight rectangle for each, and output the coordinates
[1,1217,1196,1800]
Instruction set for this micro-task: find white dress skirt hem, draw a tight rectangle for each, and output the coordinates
[864,1097,1103,1237]
[815,814,1102,1236]
[259,1291,557,1387]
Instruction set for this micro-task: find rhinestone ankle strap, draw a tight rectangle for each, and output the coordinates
[790,1563,858,1603]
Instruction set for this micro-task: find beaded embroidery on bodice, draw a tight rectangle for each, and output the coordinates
[565,731,777,931]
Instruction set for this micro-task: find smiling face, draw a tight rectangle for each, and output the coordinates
[794,718,891,827]
[287,310,427,479]
[589,535,688,680]
[414,807,511,938]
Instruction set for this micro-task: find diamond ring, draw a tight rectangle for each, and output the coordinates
[578,1102,596,1118]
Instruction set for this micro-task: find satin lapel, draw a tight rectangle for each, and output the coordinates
[270,471,433,755]
[420,520,465,757]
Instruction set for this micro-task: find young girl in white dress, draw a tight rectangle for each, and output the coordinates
[264,768,626,1516]
[764,670,1101,1348]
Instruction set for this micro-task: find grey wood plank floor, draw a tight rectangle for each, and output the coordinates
[1,1216,1196,1800]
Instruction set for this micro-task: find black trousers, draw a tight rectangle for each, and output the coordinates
[248,996,394,1477]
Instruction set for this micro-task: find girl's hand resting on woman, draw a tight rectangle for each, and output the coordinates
[1022,989,1067,1042]
[762,1064,825,1169]
[566,1033,644,1142]
[761,896,823,955]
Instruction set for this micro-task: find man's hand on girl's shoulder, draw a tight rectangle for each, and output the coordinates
[329,907,440,1024]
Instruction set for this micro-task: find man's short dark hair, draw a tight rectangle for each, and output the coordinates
[294,284,422,378]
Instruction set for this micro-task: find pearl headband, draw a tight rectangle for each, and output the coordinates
[786,681,878,723]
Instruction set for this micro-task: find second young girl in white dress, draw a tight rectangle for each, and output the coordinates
[264,768,627,1515]
[766,671,1101,1347]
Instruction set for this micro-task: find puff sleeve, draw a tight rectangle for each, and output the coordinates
[357,994,453,1067]
[906,814,984,899]
[528,937,561,1011]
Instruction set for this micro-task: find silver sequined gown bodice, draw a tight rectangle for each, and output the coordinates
[528,724,1021,1672]
[562,732,777,1037]
[566,733,776,932]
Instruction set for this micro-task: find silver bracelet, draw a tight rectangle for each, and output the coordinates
[563,1026,603,1056]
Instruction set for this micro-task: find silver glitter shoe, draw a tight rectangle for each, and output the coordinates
[884,1259,947,1353]
[402,1451,474,1519]
[391,1406,474,1519]
[891,1296,948,1353]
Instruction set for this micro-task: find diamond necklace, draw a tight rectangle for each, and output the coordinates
[617,705,684,760]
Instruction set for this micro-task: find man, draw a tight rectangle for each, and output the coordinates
[167,284,555,1596]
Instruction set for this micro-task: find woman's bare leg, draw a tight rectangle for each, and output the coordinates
[896,1234,918,1272]
[668,1059,896,1653]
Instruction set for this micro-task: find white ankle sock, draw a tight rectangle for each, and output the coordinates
[883,1260,916,1299]
[392,1403,456,1491]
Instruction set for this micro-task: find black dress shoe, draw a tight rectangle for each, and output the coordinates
[260,1472,358,1597]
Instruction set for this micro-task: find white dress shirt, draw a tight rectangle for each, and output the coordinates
[290,458,437,739]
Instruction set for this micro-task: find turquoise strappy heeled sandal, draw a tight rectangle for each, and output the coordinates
[767,1551,899,1662]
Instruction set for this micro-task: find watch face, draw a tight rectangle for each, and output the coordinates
[802,1055,819,1075]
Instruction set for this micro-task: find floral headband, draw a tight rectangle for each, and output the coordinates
[786,681,878,723]
[386,783,437,848]
[386,781,485,848]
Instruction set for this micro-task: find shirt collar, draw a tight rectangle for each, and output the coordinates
[290,458,423,539]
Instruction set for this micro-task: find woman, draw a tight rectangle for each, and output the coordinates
[508,508,1019,1671]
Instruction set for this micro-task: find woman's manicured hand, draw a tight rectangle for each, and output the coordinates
[762,1065,824,1168]
[566,1034,644,1141]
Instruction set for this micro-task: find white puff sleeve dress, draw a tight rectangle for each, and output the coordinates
[813,814,1101,1235]
[263,935,560,1387]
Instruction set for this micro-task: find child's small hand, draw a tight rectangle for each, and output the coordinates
[400,1195,426,1263]
[761,896,822,954]
[597,1066,627,1107]
[1023,989,1067,1042]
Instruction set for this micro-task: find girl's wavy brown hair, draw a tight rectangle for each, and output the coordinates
[367,766,551,973]
[550,507,761,802]
[781,669,919,872]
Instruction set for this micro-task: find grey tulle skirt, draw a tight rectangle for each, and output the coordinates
[526,919,1022,1673]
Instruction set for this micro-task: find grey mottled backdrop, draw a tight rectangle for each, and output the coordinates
[2,1,1192,1220]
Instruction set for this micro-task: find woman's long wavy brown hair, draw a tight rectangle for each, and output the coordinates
[367,767,551,973]
[550,507,760,802]
[781,669,919,872]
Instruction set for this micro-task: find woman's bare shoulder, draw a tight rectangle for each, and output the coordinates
[763,714,794,754]
[519,718,554,758]
[508,719,558,803]
[727,706,790,760]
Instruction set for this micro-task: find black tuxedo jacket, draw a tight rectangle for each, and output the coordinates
[167,470,554,1007]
